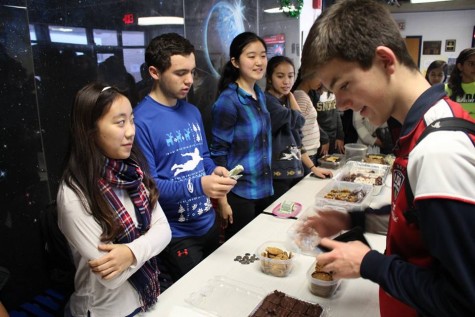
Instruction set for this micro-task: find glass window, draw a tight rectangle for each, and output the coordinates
[123,48,145,82]
[93,29,118,46]
[49,25,87,44]
[29,24,36,41]
[97,53,114,64]
[122,31,144,46]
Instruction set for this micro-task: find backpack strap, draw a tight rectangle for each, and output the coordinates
[416,117,475,145]
[404,117,475,226]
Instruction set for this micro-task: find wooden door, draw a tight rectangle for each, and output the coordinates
[405,36,422,68]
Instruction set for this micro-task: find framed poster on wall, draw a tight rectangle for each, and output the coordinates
[422,41,441,55]
[445,39,456,52]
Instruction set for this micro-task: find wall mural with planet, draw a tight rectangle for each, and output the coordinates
[184,0,258,79]
[184,0,258,144]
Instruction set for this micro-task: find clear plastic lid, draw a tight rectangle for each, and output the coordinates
[185,276,266,317]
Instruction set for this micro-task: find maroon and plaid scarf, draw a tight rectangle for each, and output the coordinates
[98,158,160,311]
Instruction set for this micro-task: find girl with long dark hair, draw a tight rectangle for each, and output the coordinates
[211,32,273,240]
[57,83,171,316]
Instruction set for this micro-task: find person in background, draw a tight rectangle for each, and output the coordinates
[265,56,332,199]
[341,109,359,145]
[210,32,273,240]
[425,60,447,86]
[187,50,219,144]
[309,88,345,156]
[353,111,391,154]
[291,70,325,172]
[446,48,475,117]
[300,0,475,316]
[97,56,139,108]
[57,83,172,316]
[134,33,236,285]
[136,62,153,101]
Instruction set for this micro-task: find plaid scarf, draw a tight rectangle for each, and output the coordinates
[98,158,160,311]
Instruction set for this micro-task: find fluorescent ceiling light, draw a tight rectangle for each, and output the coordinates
[50,27,74,32]
[264,5,298,13]
[3,5,27,9]
[264,7,283,13]
[138,16,184,26]
[411,0,452,3]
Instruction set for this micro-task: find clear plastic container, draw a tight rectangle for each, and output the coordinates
[186,276,266,317]
[250,290,328,317]
[315,180,373,211]
[287,205,347,256]
[317,153,345,169]
[255,241,295,277]
[307,262,341,298]
[344,143,368,162]
[334,161,390,195]
[363,153,388,165]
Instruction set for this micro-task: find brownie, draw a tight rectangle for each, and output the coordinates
[292,301,309,314]
[280,295,297,309]
[267,290,284,304]
[305,304,324,316]
[249,290,324,317]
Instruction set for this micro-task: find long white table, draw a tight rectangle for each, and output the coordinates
[144,173,391,317]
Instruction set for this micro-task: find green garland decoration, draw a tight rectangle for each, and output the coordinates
[280,0,303,18]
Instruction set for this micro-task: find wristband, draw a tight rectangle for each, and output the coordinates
[309,165,315,169]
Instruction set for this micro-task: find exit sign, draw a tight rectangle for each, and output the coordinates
[123,13,134,25]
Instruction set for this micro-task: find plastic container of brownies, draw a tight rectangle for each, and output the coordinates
[314,180,373,211]
[249,290,328,317]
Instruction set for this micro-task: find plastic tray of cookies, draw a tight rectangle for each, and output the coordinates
[317,154,345,169]
[334,161,390,195]
[315,180,373,211]
[363,154,396,166]
[185,275,266,317]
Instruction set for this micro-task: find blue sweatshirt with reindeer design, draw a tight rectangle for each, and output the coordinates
[134,96,216,238]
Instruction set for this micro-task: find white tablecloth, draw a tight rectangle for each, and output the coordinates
[144,173,391,317]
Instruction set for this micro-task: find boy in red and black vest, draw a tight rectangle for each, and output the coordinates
[299,0,475,316]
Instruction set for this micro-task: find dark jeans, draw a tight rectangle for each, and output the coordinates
[225,192,272,240]
[271,178,302,202]
[158,220,220,289]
